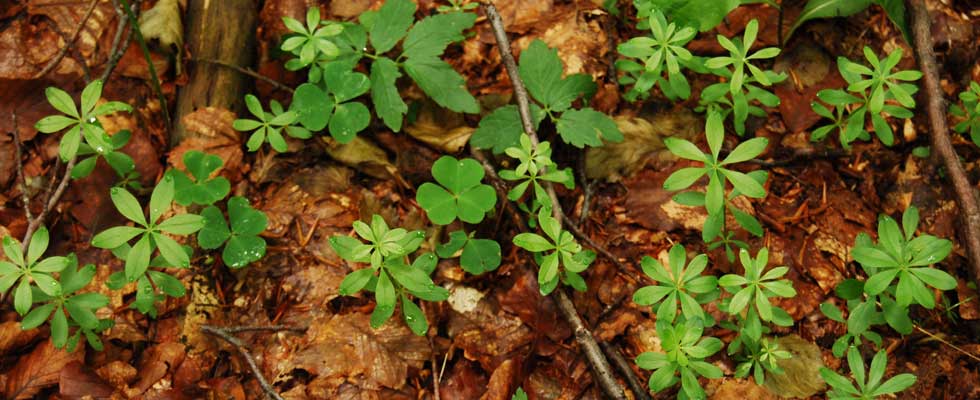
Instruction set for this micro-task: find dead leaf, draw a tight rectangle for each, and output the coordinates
[764,335,826,397]
[403,100,474,153]
[440,360,489,400]
[448,295,534,371]
[59,361,115,399]
[322,136,406,186]
[280,312,431,391]
[139,0,183,50]
[3,341,85,399]
[171,107,245,181]
[0,321,41,358]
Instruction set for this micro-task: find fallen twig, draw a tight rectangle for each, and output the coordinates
[201,324,285,400]
[11,113,32,222]
[482,3,627,399]
[907,0,980,292]
[34,0,100,79]
[99,0,136,82]
[599,341,653,400]
[22,157,77,250]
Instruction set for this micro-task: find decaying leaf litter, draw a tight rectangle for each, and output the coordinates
[0,0,979,398]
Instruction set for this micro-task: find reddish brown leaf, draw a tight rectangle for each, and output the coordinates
[3,341,84,399]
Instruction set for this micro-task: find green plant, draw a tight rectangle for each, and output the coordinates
[498,134,575,210]
[438,0,477,12]
[513,207,595,295]
[819,348,916,400]
[330,215,448,335]
[950,81,980,146]
[617,9,697,100]
[701,19,785,136]
[198,197,269,268]
[232,95,304,152]
[471,39,623,152]
[633,0,741,32]
[71,129,136,180]
[20,258,111,351]
[733,336,791,385]
[633,244,719,323]
[280,7,344,77]
[166,150,231,206]
[719,248,796,343]
[0,228,70,316]
[663,111,769,253]
[819,280,885,357]
[811,47,921,147]
[511,388,528,400]
[416,156,497,225]
[277,1,479,144]
[787,0,909,44]
[635,317,723,399]
[34,79,133,163]
[436,230,501,275]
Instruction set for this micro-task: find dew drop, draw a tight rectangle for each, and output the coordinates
[88,117,97,123]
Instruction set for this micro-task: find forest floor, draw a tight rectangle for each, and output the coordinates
[1,0,980,399]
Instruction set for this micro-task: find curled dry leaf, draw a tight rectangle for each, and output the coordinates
[403,100,474,154]
[586,110,702,181]
[171,106,245,181]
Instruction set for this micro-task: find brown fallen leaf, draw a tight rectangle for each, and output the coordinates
[59,360,115,399]
[171,106,245,182]
[440,359,489,400]
[3,341,85,399]
[448,294,534,371]
[0,320,40,359]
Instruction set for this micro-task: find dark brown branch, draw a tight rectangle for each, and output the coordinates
[11,113,32,222]
[482,4,627,399]
[599,341,653,400]
[190,58,294,94]
[34,0,100,79]
[201,324,285,400]
[22,157,77,250]
[908,0,980,289]
[98,0,135,82]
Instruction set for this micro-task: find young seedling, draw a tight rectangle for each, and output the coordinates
[820,279,886,357]
[471,40,623,152]
[166,150,231,207]
[617,9,697,100]
[289,64,371,143]
[21,258,111,351]
[438,0,477,13]
[705,19,781,96]
[232,95,303,152]
[71,129,136,180]
[34,79,133,162]
[633,244,719,323]
[663,111,769,245]
[635,317,723,399]
[513,207,595,295]
[718,248,796,343]
[733,336,791,385]
[416,156,497,225]
[498,134,575,208]
[330,215,448,335]
[819,348,916,400]
[950,81,980,146]
[0,227,69,316]
[198,196,269,268]
[436,230,501,275]
[280,7,344,78]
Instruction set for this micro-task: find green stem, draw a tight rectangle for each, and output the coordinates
[118,0,171,133]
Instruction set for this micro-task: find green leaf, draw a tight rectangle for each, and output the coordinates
[26,227,49,266]
[640,0,740,31]
[13,278,31,315]
[416,184,456,225]
[518,40,563,107]
[329,101,371,143]
[228,196,267,236]
[157,214,204,235]
[291,83,334,131]
[401,294,428,335]
[153,232,189,268]
[371,271,397,328]
[20,303,55,330]
[224,235,266,268]
[370,57,407,132]
[875,0,910,44]
[198,206,231,249]
[404,57,479,114]
[470,105,545,154]
[367,0,416,54]
[80,80,104,115]
[45,86,79,118]
[35,115,77,133]
[91,226,144,249]
[436,230,468,258]
[109,187,146,226]
[460,239,501,275]
[787,0,873,43]
[513,233,552,252]
[148,175,175,224]
[339,267,375,295]
[50,306,68,348]
[402,11,476,60]
[555,108,624,148]
[125,235,151,281]
[417,156,496,225]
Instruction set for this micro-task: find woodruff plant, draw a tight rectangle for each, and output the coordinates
[950,81,980,147]
[617,9,697,101]
[636,317,723,399]
[820,348,916,400]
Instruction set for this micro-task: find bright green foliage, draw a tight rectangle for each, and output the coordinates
[852,206,955,309]
[166,150,231,206]
[471,40,622,151]
[820,281,887,357]
[718,248,796,343]
[617,9,697,100]
[950,81,980,146]
[279,1,478,140]
[416,156,497,225]
[819,348,916,400]
[663,111,769,248]
[34,79,133,162]
[733,337,791,385]
[91,176,205,282]
[281,7,344,79]
[511,388,528,400]
[633,0,740,32]
[701,20,785,136]
[633,244,719,323]
[512,207,595,295]
[436,230,501,275]
[635,317,723,399]
[0,228,70,316]
[437,0,477,12]
[233,95,303,152]
[21,258,111,351]
[787,0,909,44]
[499,134,575,208]
[329,215,448,335]
[198,196,268,268]
[72,129,136,180]
[811,47,921,147]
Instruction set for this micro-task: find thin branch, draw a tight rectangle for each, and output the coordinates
[482,4,627,399]
[914,325,980,363]
[33,0,100,79]
[201,324,285,400]
[210,325,307,334]
[907,0,980,291]
[118,0,171,133]
[99,0,135,82]
[560,212,629,272]
[599,341,653,400]
[22,157,77,250]
[11,113,32,222]
[190,58,295,94]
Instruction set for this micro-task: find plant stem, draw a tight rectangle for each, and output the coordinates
[907,0,980,294]
[22,156,77,250]
[201,324,285,400]
[118,0,172,133]
[482,4,628,399]
[11,113,32,223]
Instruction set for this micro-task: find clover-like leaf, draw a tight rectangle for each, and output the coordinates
[416,156,497,225]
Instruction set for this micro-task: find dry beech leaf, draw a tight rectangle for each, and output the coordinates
[3,341,84,399]
[171,107,245,179]
[404,100,474,153]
